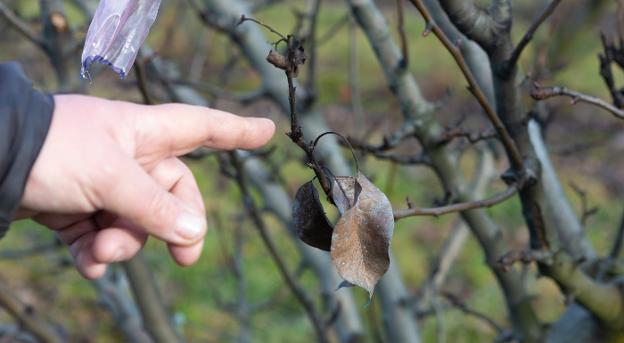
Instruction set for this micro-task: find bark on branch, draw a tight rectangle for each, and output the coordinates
[531,83,624,120]
[394,182,519,221]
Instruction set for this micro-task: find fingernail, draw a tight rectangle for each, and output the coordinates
[249,117,275,128]
[176,212,204,241]
[113,248,126,262]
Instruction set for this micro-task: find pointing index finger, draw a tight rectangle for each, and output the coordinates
[132,103,275,156]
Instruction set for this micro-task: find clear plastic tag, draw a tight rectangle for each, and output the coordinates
[81,0,161,80]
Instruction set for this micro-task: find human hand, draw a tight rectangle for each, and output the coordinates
[17,95,275,279]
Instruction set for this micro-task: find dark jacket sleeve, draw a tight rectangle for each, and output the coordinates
[0,62,54,237]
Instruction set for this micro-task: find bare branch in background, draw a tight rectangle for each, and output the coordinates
[249,0,284,12]
[503,0,563,76]
[92,268,153,343]
[317,12,350,47]
[122,255,183,343]
[347,123,418,154]
[39,0,76,91]
[394,182,520,221]
[396,0,408,68]
[497,249,554,272]
[348,17,364,123]
[430,0,499,49]
[0,239,61,260]
[569,182,599,228]
[433,127,497,146]
[531,83,624,120]
[599,33,624,108]
[440,292,510,340]
[300,0,322,107]
[610,208,624,261]
[134,60,155,105]
[0,2,45,48]
[0,282,64,343]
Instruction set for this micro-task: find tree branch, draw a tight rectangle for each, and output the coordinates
[609,208,624,260]
[394,182,520,221]
[531,83,624,120]
[503,0,563,76]
[0,283,63,343]
[396,0,409,68]
[91,268,153,343]
[122,254,182,343]
[0,2,45,48]
[434,0,501,50]
[542,251,624,329]
[441,292,510,339]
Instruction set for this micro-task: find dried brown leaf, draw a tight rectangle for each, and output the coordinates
[330,172,394,298]
[293,181,334,251]
[331,176,361,215]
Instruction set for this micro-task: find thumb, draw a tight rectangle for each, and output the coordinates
[98,153,206,246]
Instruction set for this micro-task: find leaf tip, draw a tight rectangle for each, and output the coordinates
[336,280,355,291]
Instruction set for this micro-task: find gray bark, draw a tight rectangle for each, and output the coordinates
[92,268,153,343]
[528,120,596,260]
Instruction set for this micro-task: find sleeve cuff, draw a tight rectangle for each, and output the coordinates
[0,62,54,237]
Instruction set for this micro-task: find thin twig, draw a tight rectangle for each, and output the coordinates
[0,240,61,260]
[134,60,154,105]
[433,127,497,146]
[440,292,509,338]
[122,255,182,343]
[503,0,563,76]
[370,152,430,166]
[396,0,409,67]
[599,33,624,109]
[0,283,64,343]
[91,268,152,343]
[407,0,525,172]
[169,79,266,104]
[347,121,418,153]
[303,0,322,105]
[251,0,286,12]
[238,15,286,41]
[531,83,624,120]
[0,2,45,48]
[394,183,520,221]
[569,182,598,227]
[348,16,364,122]
[317,12,350,47]
[609,208,624,260]
[497,249,554,272]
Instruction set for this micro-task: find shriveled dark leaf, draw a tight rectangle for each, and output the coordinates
[293,181,334,251]
[287,37,306,76]
[331,172,394,299]
[266,50,289,70]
